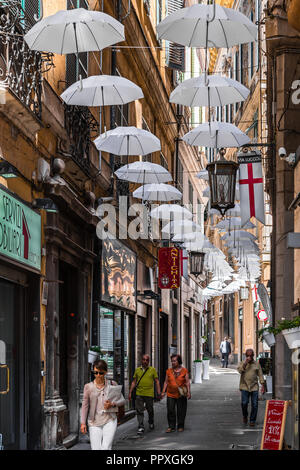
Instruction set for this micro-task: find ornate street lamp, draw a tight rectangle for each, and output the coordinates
[207,149,239,217]
[240,286,249,300]
[190,251,205,276]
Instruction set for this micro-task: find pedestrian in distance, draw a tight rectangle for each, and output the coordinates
[129,354,161,435]
[219,336,231,368]
[237,349,266,427]
[161,354,191,433]
[80,359,125,450]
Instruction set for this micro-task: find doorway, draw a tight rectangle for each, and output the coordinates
[59,261,79,438]
[184,316,191,374]
[0,279,26,450]
[159,312,168,387]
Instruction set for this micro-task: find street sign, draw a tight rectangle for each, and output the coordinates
[158,247,181,290]
[0,185,41,271]
[257,309,268,321]
[261,400,289,450]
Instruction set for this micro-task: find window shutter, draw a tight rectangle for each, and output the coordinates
[165,0,185,71]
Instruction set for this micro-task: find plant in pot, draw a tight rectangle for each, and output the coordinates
[193,359,203,384]
[258,326,277,347]
[202,356,210,380]
[274,316,300,349]
[88,346,102,364]
[201,336,208,344]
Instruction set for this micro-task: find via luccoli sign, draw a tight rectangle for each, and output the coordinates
[0,186,41,271]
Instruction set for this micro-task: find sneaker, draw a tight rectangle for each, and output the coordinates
[149,424,154,430]
[137,427,144,434]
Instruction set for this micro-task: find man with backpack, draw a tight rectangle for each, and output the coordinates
[129,354,161,434]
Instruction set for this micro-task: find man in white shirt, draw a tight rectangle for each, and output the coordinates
[219,337,231,368]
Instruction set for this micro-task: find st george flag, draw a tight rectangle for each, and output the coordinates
[238,151,265,227]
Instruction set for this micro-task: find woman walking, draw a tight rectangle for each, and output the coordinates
[161,354,191,433]
[80,359,125,450]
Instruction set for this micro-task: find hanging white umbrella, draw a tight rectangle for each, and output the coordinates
[157,3,257,48]
[216,217,255,230]
[170,74,250,107]
[209,203,240,216]
[114,161,172,184]
[221,230,257,241]
[197,169,209,181]
[150,205,193,220]
[162,220,202,235]
[24,8,125,54]
[172,232,208,242]
[132,183,182,202]
[182,122,250,148]
[94,126,161,155]
[61,75,143,107]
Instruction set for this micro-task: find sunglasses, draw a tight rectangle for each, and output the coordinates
[93,371,105,375]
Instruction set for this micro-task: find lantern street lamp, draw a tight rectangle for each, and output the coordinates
[240,286,249,300]
[206,149,239,217]
[190,251,205,276]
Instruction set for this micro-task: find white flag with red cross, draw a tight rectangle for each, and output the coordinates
[251,283,260,303]
[238,151,265,226]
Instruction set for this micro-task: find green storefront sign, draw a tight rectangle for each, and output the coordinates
[0,185,41,271]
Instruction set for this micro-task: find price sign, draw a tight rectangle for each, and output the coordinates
[261,400,289,450]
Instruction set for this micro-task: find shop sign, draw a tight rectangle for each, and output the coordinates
[261,400,289,450]
[0,186,41,271]
[101,239,136,311]
[158,247,181,290]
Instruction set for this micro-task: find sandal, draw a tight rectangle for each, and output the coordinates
[165,428,175,433]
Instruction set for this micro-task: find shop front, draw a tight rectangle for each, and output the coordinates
[0,185,41,449]
[95,238,137,411]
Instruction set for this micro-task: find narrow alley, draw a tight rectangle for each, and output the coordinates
[71,361,267,451]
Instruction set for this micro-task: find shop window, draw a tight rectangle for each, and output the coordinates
[99,307,114,378]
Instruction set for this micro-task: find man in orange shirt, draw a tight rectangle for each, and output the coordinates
[161,354,191,433]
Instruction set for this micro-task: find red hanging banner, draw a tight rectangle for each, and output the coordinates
[261,400,289,450]
[158,247,181,290]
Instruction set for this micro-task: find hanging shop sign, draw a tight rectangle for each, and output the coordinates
[238,150,265,226]
[158,247,181,290]
[0,185,41,271]
[261,400,289,450]
[101,239,137,312]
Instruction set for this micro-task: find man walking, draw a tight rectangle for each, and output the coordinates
[237,349,265,427]
[129,354,161,435]
[219,336,231,368]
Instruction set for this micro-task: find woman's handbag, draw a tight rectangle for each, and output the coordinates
[173,370,188,397]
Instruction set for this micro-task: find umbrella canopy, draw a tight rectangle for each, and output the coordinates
[132,183,182,202]
[157,3,257,48]
[172,232,208,242]
[94,126,161,155]
[24,8,125,54]
[170,74,250,107]
[61,75,143,107]
[221,230,257,241]
[182,122,250,148]
[197,169,209,181]
[216,217,256,230]
[162,220,202,235]
[209,203,240,216]
[115,161,172,184]
[150,205,193,220]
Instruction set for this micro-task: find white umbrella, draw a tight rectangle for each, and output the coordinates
[24,8,125,54]
[221,231,257,241]
[182,122,250,148]
[197,169,209,181]
[170,75,250,108]
[132,184,182,202]
[162,220,202,235]
[209,203,240,216]
[94,126,161,155]
[150,205,193,220]
[157,3,257,48]
[61,75,143,107]
[115,161,172,184]
[216,218,255,230]
[172,232,207,242]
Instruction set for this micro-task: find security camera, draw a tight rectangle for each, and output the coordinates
[278,147,287,159]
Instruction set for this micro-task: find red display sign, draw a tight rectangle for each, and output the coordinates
[158,248,181,290]
[261,400,288,450]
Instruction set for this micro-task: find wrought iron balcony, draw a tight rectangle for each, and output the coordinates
[0,1,53,120]
[64,104,99,175]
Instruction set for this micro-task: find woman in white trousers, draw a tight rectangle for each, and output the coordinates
[81,359,125,450]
